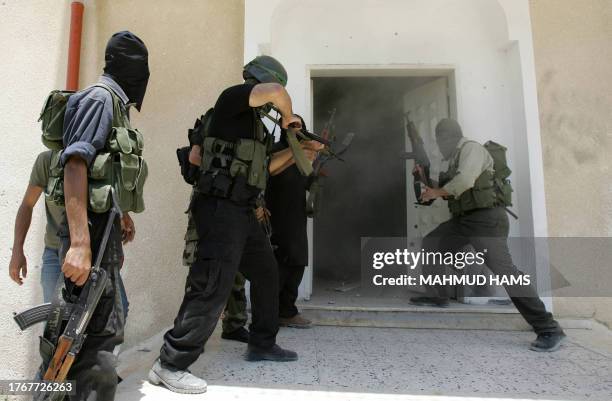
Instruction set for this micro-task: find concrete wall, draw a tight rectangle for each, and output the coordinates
[89,0,245,350]
[0,0,72,381]
[530,0,612,326]
[0,0,245,380]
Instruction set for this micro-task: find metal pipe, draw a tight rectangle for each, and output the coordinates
[66,1,84,91]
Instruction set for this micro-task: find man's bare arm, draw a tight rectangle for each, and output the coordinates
[269,148,295,175]
[271,158,296,177]
[62,157,92,286]
[9,185,43,285]
[249,83,300,128]
[269,140,323,176]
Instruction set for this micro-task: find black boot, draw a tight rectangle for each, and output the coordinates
[221,327,250,344]
[529,332,566,352]
[245,344,298,362]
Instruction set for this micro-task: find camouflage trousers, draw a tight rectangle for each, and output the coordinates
[222,272,248,333]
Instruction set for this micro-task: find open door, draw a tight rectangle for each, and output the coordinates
[403,77,507,304]
[403,77,452,239]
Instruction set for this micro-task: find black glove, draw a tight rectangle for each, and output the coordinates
[176,146,200,185]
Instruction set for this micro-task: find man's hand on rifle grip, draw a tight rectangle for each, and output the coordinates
[420,186,449,203]
[62,244,92,286]
[285,115,302,129]
[255,207,271,223]
[301,140,324,161]
[121,213,136,244]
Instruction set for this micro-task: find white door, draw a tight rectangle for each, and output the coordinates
[403,77,452,239]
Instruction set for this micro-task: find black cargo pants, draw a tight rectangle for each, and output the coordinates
[160,194,279,371]
[421,207,562,334]
[277,260,305,319]
[41,212,125,401]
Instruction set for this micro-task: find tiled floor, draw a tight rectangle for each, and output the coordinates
[116,324,612,401]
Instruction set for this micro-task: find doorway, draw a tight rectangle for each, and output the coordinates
[309,74,453,304]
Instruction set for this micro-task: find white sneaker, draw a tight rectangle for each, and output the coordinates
[148,359,207,394]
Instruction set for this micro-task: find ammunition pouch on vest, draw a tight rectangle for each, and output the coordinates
[44,84,148,213]
[39,90,75,150]
[196,136,269,204]
[444,140,513,216]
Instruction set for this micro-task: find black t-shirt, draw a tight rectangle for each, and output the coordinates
[208,83,258,141]
[266,140,309,266]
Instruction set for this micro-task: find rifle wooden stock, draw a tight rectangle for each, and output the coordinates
[57,353,76,382]
[44,336,74,381]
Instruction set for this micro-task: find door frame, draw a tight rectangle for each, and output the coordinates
[302,64,458,301]
[246,0,554,312]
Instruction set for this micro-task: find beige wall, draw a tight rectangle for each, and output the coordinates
[0,0,245,381]
[530,0,612,326]
[87,0,246,349]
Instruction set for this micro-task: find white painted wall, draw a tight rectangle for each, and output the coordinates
[245,0,550,301]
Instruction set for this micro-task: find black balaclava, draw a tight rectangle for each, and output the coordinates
[103,31,150,111]
[435,118,463,160]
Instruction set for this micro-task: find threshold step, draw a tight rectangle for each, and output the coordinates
[296,295,530,331]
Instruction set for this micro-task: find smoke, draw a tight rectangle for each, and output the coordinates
[312,76,440,283]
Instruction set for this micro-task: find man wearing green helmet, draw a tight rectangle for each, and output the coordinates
[244,55,289,86]
[149,56,321,394]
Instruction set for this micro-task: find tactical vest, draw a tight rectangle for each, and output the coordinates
[443,140,513,216]
[43,84,148,214]
[196,108,272,197]
[180,108,271,266]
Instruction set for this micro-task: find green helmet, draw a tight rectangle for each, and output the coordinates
[243,55,288,86]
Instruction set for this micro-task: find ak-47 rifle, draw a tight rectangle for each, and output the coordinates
[400,112,434,206]
[306,109,355,216]
[13,189,122,391]
[258,106,338,176]
[311,109,355,174]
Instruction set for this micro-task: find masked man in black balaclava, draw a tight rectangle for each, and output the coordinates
[409,118,565,352]
[38,31,150,400]
[103,31,150,111]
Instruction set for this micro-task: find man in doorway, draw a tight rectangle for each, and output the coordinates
[150,56,322,394]
[409,118,565,352]
[266,115,313,328]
